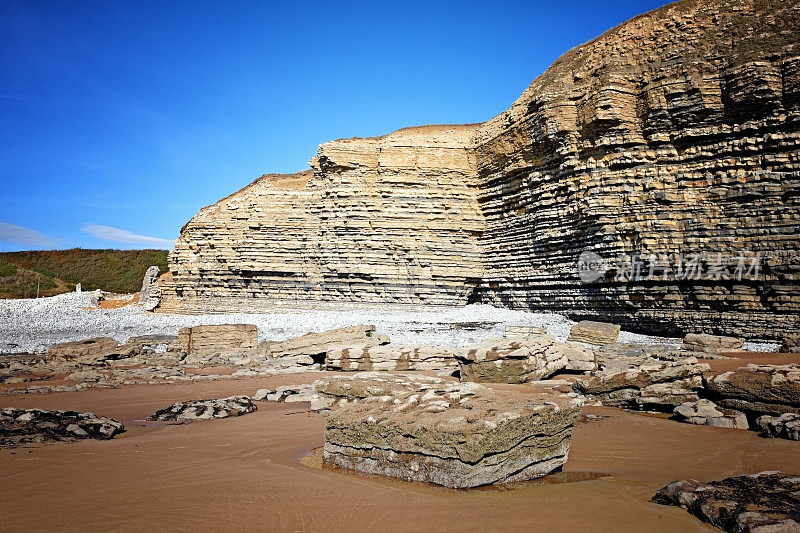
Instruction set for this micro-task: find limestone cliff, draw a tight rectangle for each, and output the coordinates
[159,0,800,340]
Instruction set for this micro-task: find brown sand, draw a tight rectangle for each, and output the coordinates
[2,370,798,532]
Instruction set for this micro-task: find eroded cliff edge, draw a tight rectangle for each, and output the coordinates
[159,0,800,340]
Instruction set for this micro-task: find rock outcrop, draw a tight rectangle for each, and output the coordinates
[567,321,620,345]
[177,324,258,356]
[573,357,709,409]
[323,382,582,488]
[1,407,125,447]
[138,265,161,311]
[265,325,387,363]
[652,472,800,532]
[147,396,257,421]
[673,399,749,429]
[757,413,800,440]
[46,337,120,362]
[681,333,744,354]
[158,0,800,341]
[325,344,458,372]
[456,335,572,384]
[704,364,800,416]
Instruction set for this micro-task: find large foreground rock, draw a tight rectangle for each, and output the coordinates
[567,321,620,345]
[652,471,800,532]
[682,334,744,355]
[178,324,258,356]
[325,344,458,372]
[147,396,257,421]
[457,334,593,384]
[705,364,800,417]
[573,357,709,409]
[1,407,124,447]
[757,413,800,441]
[673,400,749,430]
[323,383,582,488]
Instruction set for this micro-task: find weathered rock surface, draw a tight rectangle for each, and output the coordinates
[757,413,800,441]
[138,265,161,311]
[567,321,620,345]
[705,364,800,416]
[673,399,749,429]
[1,407,125,447]
[323,382,582,488]
[147,396,257,421]
[266,325,387,364]
[178,324,258,356]
[652,471,800,532]
[325,344,458,372]
[456,335,567,384]
[573,357,709,409]
[782,333,800,353]
[158,0,800,341]
[46,337,120,362]
[504,325,547,337]
[682,333,744,355]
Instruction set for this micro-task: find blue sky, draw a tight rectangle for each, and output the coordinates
[0,0,670,252]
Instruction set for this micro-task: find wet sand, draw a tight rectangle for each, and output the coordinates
[2,368,799,532]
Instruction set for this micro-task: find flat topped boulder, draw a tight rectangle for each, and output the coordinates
[323,382,582,488]
[682,333,744,354]
[704,364,800,416]
[178,324,258,356]
[673,399,749,430]
[568,321,620,345]
[1,408,125,447]
[457,334,592,384]
[147,396,257,421]
[46,337,119,362]
[325,344,458,372]
[653,471,800,533]
[757,413,800,441]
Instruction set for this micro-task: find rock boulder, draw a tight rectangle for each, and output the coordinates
[673,399,749,429]
[704,364,800,417]
[1,407,125,447]
[147,396,257,421]
[177,324,258,356]
[567,321,620,345]
[682,333,744,355]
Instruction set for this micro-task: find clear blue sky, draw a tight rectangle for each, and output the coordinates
[0,0,670,252]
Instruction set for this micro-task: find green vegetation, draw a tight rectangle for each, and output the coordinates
[0,248,169,298]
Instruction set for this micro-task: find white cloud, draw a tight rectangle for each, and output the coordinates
[0,222,61,247]
[81,224,174,249]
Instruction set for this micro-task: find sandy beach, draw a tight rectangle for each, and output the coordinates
[2,355,799,532]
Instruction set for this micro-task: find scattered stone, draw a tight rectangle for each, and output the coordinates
[46,337,120,362]
[757,413,800,441]
[178,324,258,356]
[323,382,582,488]
[138,265,161,311]
[705,364,800,417]
[573,357,709,409]
[568,321,620,345]
[146,396,257,421]
[652,471,800,532]
[673,399,749,429]
[1,407,125,447]
[682,333,744,355]
[325,344,458,372]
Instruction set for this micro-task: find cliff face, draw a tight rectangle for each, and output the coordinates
[158,127,485,312]
[159,0,800,340]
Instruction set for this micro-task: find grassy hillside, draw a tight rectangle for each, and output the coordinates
[0,249,169,298]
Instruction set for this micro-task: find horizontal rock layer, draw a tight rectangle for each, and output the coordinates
[159,0,800,341]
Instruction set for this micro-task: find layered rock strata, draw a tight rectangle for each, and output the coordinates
[681,333,744,354]
[323,382,582,488]
[757,413,800,440]
[158,0,800,341]
[567,321,620,345]
[673,399,749,429]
